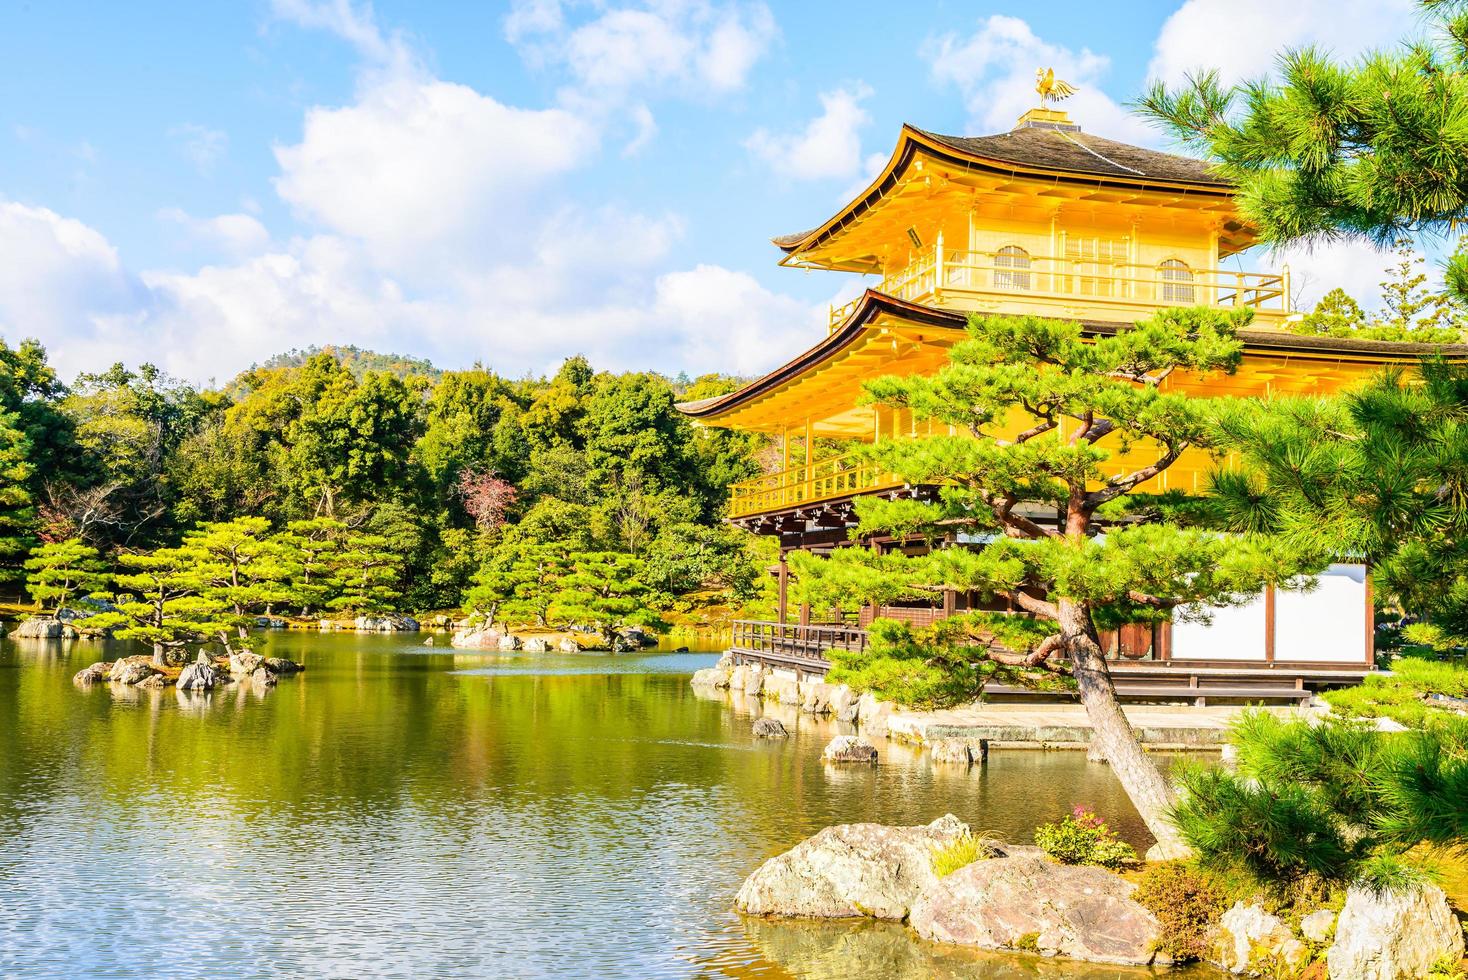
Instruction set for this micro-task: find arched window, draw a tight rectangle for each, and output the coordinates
[1159,258,1195,303]
[993,245,1031,291]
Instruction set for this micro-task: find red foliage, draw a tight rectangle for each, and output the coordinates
[456,468,517,531]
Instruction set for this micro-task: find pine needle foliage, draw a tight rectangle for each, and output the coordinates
[1171,711,1468,889]
[1136,3,1468,261]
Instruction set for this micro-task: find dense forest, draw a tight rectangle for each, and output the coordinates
[0,339,773,625]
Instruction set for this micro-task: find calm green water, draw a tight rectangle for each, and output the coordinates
[0,633,1206,979]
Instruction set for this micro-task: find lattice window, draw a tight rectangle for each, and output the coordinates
[1159,258,1195,303]
[993,245,1031,291]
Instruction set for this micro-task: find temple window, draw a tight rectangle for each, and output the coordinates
[1159,258,1195,303]
[993,245,1032,291]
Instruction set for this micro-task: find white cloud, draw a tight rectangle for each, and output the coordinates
[0,202,149,376]
[268,0,417,77]
[169,123,228,174]
[1266,240,1403,314]
[158,208,271,256]
[745,83,874,181]
[273,77,598,272]
[924,15,1153,143]
[1148,0,1415,87]
[508,0,777,97]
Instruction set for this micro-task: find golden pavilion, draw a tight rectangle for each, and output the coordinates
[678,95,1462,697]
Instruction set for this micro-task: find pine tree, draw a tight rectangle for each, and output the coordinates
[790,309,1317,855]
[1136,1,1468,297]
[272,517,346,615]
[1292,288,1367,338]
[465,536,572,628]
[548,551,663,648]
[328,532,403,616]
[23,539,108,613]
[0,411,35,583]
[87,548,231,665]
[179,517,294,648]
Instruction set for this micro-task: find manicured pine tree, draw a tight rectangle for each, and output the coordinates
[87,548,231,665]
[465,536,572,628]
[0,411,35,584]
[179,517,295,649]
[791,309,1315,855]
[549,551,664,649]
[272,517,347,615]
[328,532,403,616]
[23,539,108,613]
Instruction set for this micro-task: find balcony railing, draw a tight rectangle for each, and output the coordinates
[728,450,901,518]
[829,247,1290,331]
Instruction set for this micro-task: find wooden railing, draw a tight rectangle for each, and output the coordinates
[829,247,1289,331]
[730,620,867,668]
[728,449,902,518]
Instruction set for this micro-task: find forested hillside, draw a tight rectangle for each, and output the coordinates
[0,339,770,618]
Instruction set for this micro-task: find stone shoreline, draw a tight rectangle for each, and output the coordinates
[691,654,1234,754]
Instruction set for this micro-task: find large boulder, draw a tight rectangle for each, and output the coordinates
[450,625,502,649]
[249,666,278,686]
[929,738,982,766]
[498,633,523,651]
[108,656,159,686]
[522,637,550,653]
[1211,901,1307,975]
[856,693,893,737]
[1325,884,1464,980]
[14,616,71,639]
[691,665,732,689]
[1299,909,1335,944]
[765,675,801,706]
[735,814,970,921]
[73,661,111,685]
[910,855,1162,966]
[228,651,265,675]
[801,682,845,715]
[263,657,303,675]
[822,735,878,763]
[743,669,766,697]
[557,636,583,653]
[177,653,218,692]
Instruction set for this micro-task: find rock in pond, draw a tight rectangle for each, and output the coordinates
[109,656,159,686]
[229,651,264,675]
[73,661,111,685]
[135,673,168,689]
[910,855,1163,967]
[355,615,418,633]
[249,666,278,686]
[1325,883,1464,980]
[822,735,878,764]
[498,633,523,651]
[752,717,788,738]
[451,625,502,649]
[736,814,970,921]
[1211,901,1307,975]
[14,616,74,639]
[177,652,218,692]
[691,664,732,688]
[263,657,303,675]
[522,637,550,653]
[557,636,582,653]
[929,738,984,766]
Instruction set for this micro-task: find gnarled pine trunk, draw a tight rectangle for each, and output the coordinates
[1057,598,1189,858]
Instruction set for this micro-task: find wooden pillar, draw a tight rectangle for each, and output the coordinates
[799,603,811,627]
[1264,585,1276,664]
[1364,569,1375,668]
[942,588,956,620]
[777,555,789,624]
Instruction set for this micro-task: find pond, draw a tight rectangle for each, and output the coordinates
[0,633,1216,978]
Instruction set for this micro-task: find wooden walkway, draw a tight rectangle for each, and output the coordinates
[728,620,1371,706]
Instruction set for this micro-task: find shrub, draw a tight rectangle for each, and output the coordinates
[1033,806,1136,870]
[1132,862,1228,963]
[930,832,996,877]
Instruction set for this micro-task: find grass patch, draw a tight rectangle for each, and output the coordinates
[931,832,998,878]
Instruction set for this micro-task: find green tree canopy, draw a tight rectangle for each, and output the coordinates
[24,539,108,612]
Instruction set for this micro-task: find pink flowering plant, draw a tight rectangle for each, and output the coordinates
[1033,805,1138,869]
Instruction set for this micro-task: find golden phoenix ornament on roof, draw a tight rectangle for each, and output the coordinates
[1035,67,1078,106]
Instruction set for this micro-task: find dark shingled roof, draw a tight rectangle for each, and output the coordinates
[916,126,1227,187]
[774,122,1230,253]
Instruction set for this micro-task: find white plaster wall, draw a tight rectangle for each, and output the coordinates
[1170,592,1268,661]
[1274,563,1368,664]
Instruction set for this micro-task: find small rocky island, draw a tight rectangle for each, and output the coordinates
[72,649,304,690]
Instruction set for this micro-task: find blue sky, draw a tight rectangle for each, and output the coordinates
[0,0,1420,384]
